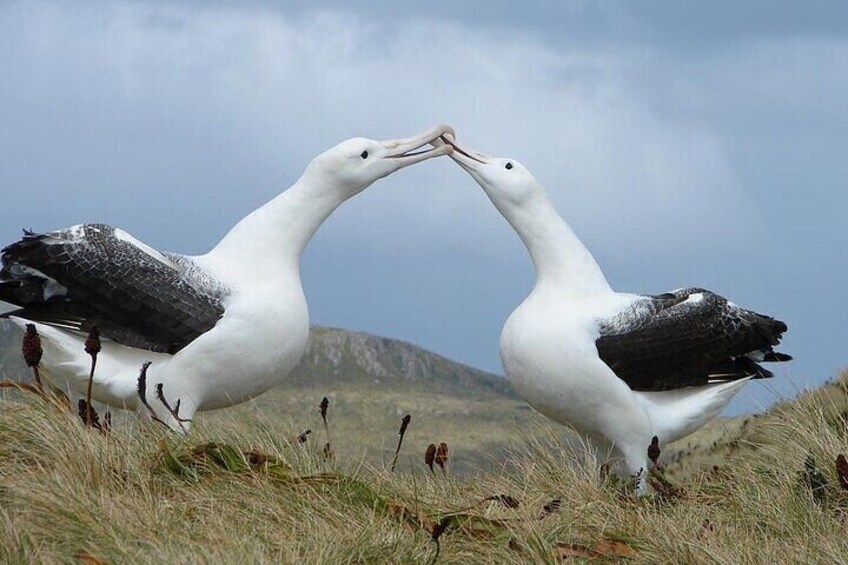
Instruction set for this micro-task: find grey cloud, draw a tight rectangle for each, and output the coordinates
[154,0,848,48]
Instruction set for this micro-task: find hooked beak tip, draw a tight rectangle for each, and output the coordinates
[438,124,456,139]
[438,135,487,165]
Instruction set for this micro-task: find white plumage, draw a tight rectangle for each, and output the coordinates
[0,125,454,430]
[440,135,790,493]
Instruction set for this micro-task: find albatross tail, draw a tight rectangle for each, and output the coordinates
[635,378,751,444]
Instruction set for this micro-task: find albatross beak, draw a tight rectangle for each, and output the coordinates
[381,124,455,168]
[431,134,489,171]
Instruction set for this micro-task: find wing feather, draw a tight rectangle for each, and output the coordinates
[1,224,227,353]
[596,288,790,391]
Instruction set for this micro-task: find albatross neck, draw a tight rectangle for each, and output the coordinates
[204,175,348,280]
[498,190,612,299]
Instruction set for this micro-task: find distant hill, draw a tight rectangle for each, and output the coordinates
[291,326,514,396]
[0,322,512,398]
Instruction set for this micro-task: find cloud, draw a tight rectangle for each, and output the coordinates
[0,1,760,262]
[3,1,847,415]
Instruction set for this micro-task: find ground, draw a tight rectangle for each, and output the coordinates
[2,370,848,563]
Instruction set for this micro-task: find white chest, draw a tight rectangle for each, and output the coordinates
[498,291,631,429]
[188,280,311,409]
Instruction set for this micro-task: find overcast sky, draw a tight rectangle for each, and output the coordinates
[1,1,846,414]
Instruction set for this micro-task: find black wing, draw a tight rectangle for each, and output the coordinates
[0,224,226,353]
[595,287,791,392]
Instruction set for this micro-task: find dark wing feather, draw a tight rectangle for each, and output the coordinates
[0,224,226,353]
[596,287,790,391]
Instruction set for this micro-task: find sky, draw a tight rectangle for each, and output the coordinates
[1,1,846,414]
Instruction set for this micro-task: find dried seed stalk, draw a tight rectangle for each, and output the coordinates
[155,383,191,433]
[319,396,332,456]
[84,327,101,427]
[22,324,43,390]
[836,454,848,491]
[425,443,437,473]
[538,498,562,519]
[434,442,449,476]
[390,414,411,472]
[78,399,102,432]
[484,494,520,509]
[427,516,452,565]
[1,325,70,408]
[648,435,661,466]
[136,362,169,429]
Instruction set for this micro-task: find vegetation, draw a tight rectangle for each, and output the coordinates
[1,324,847,563]
[2,367,848,563]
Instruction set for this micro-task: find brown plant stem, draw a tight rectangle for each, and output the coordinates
[390,414,411,472]
[31,366,43,391]
[77,399,102,432]
[136,362,170,429]
[84,327,101,427]
[435,442,449,477]
[155,383,190,433]
[319,397,332,457]
[427,516,451,565]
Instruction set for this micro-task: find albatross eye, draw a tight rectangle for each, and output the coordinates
[505,162,513,170]
[360,150,369,159]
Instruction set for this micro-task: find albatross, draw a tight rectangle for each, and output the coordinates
[438,135,790,493]
[0,124,454,429]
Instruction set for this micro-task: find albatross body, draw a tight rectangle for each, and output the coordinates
[0,125,454,429]
[440,136,790,492]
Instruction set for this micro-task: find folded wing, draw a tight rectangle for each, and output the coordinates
[0,224,226,353]
[596,288,791,391]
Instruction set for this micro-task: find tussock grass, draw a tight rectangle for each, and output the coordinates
[2,373,848,564]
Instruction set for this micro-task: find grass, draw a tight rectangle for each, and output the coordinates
[199,380,572,475]
[2,371,848,563]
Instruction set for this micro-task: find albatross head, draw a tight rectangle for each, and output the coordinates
[434,135,541,208]
[305,124,455,196]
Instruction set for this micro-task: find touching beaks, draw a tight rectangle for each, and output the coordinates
[433,134,489,169]
[380,124,455,167]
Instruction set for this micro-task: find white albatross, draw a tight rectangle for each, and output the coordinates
[0,124,455,430]
[438,135,790,493]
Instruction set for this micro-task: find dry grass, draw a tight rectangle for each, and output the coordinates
[199,380,567,475]
[2,372,848,564]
